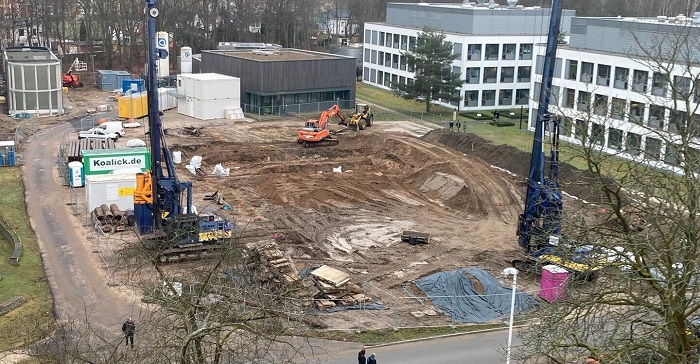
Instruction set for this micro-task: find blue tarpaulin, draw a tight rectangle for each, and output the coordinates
[415,268,539,323]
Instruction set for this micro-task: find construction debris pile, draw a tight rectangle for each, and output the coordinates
[247,242,301,285]
[93,204,131,233]
[310,265,371,310]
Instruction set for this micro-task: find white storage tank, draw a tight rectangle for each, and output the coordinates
[68,161,84,188]
[181,46,192,74]
[85,174,137,211]
[3,47,64,116]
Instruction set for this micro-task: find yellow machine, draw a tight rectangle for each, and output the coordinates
[342,104,374,131]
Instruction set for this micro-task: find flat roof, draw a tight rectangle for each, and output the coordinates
[205,49,347,62]
[82,147,148,156]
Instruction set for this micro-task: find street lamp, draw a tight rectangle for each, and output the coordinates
[502,267,519,364]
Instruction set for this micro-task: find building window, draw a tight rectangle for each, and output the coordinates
[371,31,378,45]
[597,64,611,86]
[400,55,407,71]
[516,89,529,105]
[614,67,629,89]
[673,75,691,99]
[400,35,408,50]
[608,128,623,150]
[377,71,384,85]
[465,90,479,107]
[379,31,385,46]
[499,89,513,106]
[578,91,591,112]
[645,137,662,160]
[517,66,531,82]
[466,67,480,84]
[574,119,587,142]
[593,94,607,116]
[392,54,399,69]
[453,42,462,57]
[383,72,390,87]
[502,44,516,60]
[519,44,532,60]
[482,90,496,106]
[580,62,593,83]
[626,133,642,155]
[632,70,648,93]
[664,143,683,166]
[564,88,575,108]
[611,98,625,120]
[467,44,481,61]
[365,29,371,43]
[592,123,605,146]
[562,116,573,137]
[551,85,560,106]
[385,53,391,68]
[378,51,385,66]
[566,60,578,80]
[535,55,544,75]
[630,102,645,124]
[483,67,497,83]
[399,76,405,85]
[669,110,687,133]
[500,67,514,83]
[393,33,400,48]
[485,44,499,60]
[371,50,377,64]
[364,48,370,63]
[409,36,416,50]
[652,72,667,96]
[363,67,370,81]
[370,69,376,83]
[648,105,665,130]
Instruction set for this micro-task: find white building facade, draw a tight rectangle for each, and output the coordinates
[531,16,700,173]
[362,2,575,111]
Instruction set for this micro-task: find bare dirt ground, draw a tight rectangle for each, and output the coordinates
[12,87,554,331]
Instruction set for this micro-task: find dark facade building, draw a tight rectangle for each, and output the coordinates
[200,48,356,114]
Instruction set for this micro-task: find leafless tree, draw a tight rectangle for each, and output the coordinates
[517,24,700,364]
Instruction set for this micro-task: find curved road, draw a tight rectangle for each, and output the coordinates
[23,117,138,332]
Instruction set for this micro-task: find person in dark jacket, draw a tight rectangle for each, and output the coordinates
[122,317,136,348]
[358,348,366,364]
[367,353,377,364]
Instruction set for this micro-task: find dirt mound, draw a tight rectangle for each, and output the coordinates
[423,129,606,203]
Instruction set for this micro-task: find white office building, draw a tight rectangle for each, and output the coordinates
[362,1,575,111]
[531,15,700,173]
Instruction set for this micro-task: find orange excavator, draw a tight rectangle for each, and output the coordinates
[297,104,346,147]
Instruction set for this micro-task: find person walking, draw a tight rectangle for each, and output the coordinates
[456,120,461,131]
[358,348,367,364]
[367,353,377,364]
[122,317,136,348]
[449,120,454,130]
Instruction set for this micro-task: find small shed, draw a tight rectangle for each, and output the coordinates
[97,70,132,91]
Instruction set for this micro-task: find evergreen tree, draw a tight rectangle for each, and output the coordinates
[392,27,463,113]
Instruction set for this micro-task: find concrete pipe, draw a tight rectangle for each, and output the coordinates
[93,207,104,221]
[100,204,113,222]
[110,204,123,221]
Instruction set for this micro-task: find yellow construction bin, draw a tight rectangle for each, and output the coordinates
[118,93,148,119]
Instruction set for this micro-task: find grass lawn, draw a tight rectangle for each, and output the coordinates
[0,167,53,351]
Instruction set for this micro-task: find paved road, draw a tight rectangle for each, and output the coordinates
[23,117,138,333]
[315,329,521,364]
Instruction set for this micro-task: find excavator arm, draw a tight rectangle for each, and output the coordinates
[297,105,345,147]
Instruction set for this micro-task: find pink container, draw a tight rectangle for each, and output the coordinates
[539,264,569,302]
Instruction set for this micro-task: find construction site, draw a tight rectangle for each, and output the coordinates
[81,98,593,331]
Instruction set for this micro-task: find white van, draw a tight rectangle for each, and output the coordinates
[98,121,126,138]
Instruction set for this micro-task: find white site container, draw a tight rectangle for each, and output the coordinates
[85,173,137,212]
[158,87,178,111]
[194,98,241,120]
[179,73,240,100]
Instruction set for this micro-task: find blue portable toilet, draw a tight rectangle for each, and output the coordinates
[68,161,85,187]
[122,79,144,93]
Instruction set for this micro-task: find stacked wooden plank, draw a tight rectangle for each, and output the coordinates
[249,242,300,285]
[66,139,115,162]
[310,265,371,309]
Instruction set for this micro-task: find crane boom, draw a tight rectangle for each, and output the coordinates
[517,0,564,257]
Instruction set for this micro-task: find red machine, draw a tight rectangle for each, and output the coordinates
[62,58,85,88]
[297,105,346,147]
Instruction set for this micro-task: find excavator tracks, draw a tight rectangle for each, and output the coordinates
[300,138,339,148]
